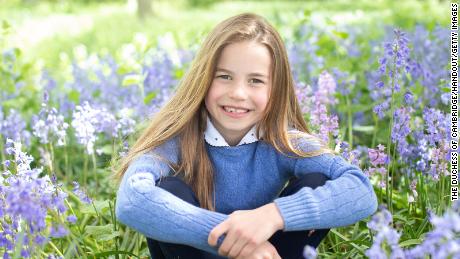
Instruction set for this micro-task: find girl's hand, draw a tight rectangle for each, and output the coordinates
[208,203,284,258]
[234,241,281,259]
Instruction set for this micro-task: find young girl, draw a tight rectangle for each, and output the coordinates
[115,13,378,259]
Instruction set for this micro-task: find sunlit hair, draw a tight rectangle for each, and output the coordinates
[113,12,334,211]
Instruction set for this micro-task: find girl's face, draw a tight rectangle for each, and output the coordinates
[205,40,272,146]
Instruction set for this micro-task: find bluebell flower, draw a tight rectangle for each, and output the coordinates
[31,102,68,146]
[66,215,77,224]
[72,181,92,204]
[0,109,31,148]
[408,25,449,108]
[0,139,70,256]
[303,245,317,259]
[49,225,68,238]
[366,206,404,258]
[405,201,460,258]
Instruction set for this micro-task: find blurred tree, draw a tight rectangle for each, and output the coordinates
[137,0,153,19]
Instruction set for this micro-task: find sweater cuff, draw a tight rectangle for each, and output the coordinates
[273,188,321,231]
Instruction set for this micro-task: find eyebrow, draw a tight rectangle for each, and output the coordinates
[216,68,269,78]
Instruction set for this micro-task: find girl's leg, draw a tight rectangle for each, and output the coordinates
[146,176,222,259]
[268,173,331,259]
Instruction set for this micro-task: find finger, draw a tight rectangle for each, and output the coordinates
[238,242,258,258]
[208,221,228,247]
[228,237,248,258]
[218,229,240,257]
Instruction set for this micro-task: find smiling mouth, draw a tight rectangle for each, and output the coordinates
[221,106,251,114]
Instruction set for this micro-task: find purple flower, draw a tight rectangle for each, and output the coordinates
[370,28,412,119]
[405,201,460,258]
[365,145,389,188]
[72,101,138,154]
[310,99,339,144]
[368,145,389,167]
[0,139,70,256]
[286,27,325,84]
[49,225,68,238]
[331,68,355,96]
[0,109,32,148]
[31,103,68,146]
[366,206,404,258]
[316,71,337,105]
[373,100,390,119]
[295,82,313,114]
[66,215,77,224]
[392,107,413,159]
[407,25,450,108]
[72,181,92,204]
[404,91,414,105]
[339,141,362,166]
[303,245,317,259]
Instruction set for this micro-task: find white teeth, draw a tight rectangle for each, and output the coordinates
[224,106,249,113]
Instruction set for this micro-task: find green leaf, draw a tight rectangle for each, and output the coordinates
[352,125,374,133]
[92,89,101,98]
[85,224,113,237]
[93,250,138,258]
[330,229,366,255]
[68,89,80,104]
[96,231,123,242]
[332,30,349,39]
[441,86,450,93]
[144,91,157,104]
[122,74,142,87]
[174,68,184,79]
[337,103,375,113]
[80,200,110,215]
[99,144,113,155]
[116,64,133,75]
[399,238,423,247]
[393,214,410,224]
[2,20,11,31]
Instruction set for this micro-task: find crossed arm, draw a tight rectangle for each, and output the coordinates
[116,152,377,257]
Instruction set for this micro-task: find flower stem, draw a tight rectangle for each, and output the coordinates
[83,154,88,189]
[385,40,401,214]
[92,152,98,194]
[64,137,70,183]
[109,200,121,259]
[49,142,56,175]
[0,135,6,171]
[372,115,378,148]
[48,241,65,257]
[346,94,353,148]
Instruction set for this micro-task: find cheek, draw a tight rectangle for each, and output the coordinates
[205,84,220,108]
[255,89,270,111]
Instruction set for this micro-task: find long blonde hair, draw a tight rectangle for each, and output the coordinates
[114,13,333,211]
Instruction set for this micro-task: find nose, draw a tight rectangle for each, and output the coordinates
[228,80,248,100]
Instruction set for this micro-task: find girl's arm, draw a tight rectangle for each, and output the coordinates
[273,138,378,232]
[115,139,228,255]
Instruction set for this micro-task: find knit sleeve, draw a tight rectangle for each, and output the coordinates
[273,137,378,231]
[115,136,229,255]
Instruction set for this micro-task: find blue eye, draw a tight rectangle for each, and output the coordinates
[249,78,264,84]
[217,75,231,80]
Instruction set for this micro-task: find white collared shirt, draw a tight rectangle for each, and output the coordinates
[204,116,261,147]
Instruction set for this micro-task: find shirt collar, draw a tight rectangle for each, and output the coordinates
[204,116,261,147]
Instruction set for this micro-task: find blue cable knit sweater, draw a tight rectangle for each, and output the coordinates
[115,134,378,257]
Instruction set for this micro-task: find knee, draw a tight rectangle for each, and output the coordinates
[280,173,330,197]
[298,173,330,189]
[156,175,200,206]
